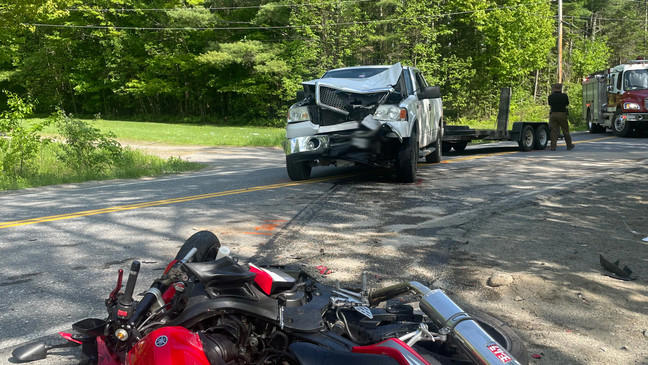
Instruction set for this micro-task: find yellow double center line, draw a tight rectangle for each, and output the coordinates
[0,136,616,230]
[0,174,350,229]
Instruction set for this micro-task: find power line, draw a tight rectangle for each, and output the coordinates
[62,0,379,12]
[20,2,551,32]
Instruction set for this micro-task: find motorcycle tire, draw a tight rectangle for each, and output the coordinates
[175,231,221,263]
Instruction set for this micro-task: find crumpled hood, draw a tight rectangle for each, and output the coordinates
[302,63,402,93]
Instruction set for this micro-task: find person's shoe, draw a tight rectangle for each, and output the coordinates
[567,145,575,151]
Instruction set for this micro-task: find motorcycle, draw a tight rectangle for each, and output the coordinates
[13,231,527,365]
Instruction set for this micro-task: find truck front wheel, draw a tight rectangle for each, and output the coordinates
[397,128,418,182]
[286,157,312,181]
[612,112,632,137]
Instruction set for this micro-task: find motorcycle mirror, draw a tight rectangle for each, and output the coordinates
[12,342,48,362]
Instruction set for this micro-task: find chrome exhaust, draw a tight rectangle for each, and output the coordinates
[369,282,521,365]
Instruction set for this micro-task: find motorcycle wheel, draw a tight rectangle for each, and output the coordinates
[175,230,221,262]
[415,309,528,365]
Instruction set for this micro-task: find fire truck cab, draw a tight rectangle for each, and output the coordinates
[583,60,648,137]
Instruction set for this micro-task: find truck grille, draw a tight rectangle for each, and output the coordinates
[319,86,348,113]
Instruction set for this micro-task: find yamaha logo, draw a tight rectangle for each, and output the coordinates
[155,335,168,347]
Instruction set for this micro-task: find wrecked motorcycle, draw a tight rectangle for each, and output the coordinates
[13,231,527,364]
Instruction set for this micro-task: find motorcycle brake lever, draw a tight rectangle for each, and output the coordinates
[108,269,124,302]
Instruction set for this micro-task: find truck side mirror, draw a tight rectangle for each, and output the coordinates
[418,86,441,99]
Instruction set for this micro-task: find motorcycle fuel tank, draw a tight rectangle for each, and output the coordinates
[127,327,210,365]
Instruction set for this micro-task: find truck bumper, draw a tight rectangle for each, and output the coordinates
[624,113,648,122]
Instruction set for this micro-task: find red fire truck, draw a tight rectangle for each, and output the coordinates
[582,60,648,137]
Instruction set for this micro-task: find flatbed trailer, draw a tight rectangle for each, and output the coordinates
[442,88,550,152]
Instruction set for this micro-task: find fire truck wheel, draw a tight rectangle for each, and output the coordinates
[612,111,632,137]
[518,125,535,151]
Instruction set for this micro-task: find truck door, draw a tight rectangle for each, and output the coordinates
[413,70,432,147]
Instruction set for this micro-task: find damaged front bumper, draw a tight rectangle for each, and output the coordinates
[283,118,408,166]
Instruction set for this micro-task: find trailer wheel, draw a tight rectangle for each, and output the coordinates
[612,111,632,137]
[533,125,548,150]
[518,125,535,151]
[441,142,452,153]
[452,141,468,152]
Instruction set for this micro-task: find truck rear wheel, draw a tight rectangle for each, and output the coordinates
[286,157,312,181]
[425,128,443,163]
[518,125,535,151]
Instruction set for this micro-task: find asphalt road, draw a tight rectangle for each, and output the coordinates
[0,132,646,364]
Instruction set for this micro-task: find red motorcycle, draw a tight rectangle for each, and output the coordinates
[13,231,527,365]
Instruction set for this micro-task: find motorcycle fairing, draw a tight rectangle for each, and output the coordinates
[289,342,400,365]
[249,263,296,295]
[126,327,210,365]
[353,338,431,365]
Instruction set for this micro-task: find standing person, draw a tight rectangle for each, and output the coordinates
[547,83,574,151]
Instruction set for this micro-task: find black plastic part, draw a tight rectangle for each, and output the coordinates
[12,342,48,362]
[184,257,256,286]
[120,261,141,306]
[289,342,400,365]
[175,231,221,263]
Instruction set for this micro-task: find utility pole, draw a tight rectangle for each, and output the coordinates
[557,0,563,83]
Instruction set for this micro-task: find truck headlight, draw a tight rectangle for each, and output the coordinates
[623,102,641,110]
[374,105,407,121]
[288,106,310,123]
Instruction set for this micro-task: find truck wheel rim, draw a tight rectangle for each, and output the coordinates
[614,117,625,132]
[524,129,533,147]
[537,128,547,146]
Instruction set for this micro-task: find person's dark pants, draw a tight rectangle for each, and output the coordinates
[549,112,573,150]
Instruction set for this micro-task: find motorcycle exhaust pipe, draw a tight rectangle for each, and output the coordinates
[414,283,522,365]
[369,282,521,365]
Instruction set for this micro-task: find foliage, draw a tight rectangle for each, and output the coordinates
[52,111,124,173]
[0,92,48,176]
[0,0,645,127]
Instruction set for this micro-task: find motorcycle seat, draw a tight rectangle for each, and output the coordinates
[289,342,399,365]
[184,258,256,286]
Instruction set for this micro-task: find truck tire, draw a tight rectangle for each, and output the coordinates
[518,124,535,151]
[586,109,603,133]
[425,128,442,163]
[286,157,312,181]
[533,125,548,150]
[612,111,632,137]
[397,128,418,182]
[452,141,468,153]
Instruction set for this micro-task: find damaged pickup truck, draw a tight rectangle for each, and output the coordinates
[283,63,443,182]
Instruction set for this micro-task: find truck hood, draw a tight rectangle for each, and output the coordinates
[302,63,402,93]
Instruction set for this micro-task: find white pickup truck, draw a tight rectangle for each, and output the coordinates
[283,63,443,182]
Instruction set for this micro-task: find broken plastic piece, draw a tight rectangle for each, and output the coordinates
[315,265,332,275]
[531,353,543,359]
[599,255,636,281]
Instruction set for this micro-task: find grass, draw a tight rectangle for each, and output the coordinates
[30,118,286,147]
[0,143,203,191]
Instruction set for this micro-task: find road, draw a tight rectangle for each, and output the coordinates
[0,132,647,364]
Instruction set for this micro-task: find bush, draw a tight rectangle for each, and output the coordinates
[52,111,124,174]
[0,92,48,177]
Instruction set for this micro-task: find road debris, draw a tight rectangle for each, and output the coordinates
[487,272,513,287]
[599,255,636,281]
[530,353,543,359]
[316,265,332,275]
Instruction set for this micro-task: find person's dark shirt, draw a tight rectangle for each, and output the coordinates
[548,91,569,113]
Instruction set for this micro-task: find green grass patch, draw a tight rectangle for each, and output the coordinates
[0,143,203,191]
[30,118,286,147]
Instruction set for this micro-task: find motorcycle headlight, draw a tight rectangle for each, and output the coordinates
[623,102,641,110]
[373,105,407,121]
[288,106,310,123]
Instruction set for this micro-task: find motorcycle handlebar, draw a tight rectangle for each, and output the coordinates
[120,261,141,305]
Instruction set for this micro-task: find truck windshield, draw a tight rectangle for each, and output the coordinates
[322,68,388,79]
[623,70,648,90]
